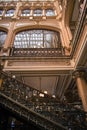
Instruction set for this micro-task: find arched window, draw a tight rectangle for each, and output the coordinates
[0,31,7,47]
[0,9,3,16]
[14,29,61,48]
[33,9,42,16]
[46,9,55,16]
[5,9,15,17]
[21,9,31,16]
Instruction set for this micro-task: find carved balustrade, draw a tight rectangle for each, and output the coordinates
[10,48,65,57]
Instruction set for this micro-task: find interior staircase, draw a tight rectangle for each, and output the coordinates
[0,71,87,130]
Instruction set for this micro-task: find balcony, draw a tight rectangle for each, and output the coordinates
[10,47,65,57]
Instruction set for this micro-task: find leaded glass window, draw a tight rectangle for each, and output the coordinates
[46,9,55,16]
[33,9,42,16]
[0,9,3,16]
[14,30,61,48]
[0,31,7,47]
[21,9,30,16]
[5,9,15,17]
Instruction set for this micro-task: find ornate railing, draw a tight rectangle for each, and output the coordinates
[10,47,65,57]
[0,71,87,130]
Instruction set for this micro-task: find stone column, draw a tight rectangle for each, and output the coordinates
[73,70,87,112]
[3,22,15,49]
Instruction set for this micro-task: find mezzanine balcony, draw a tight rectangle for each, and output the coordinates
[10,47,65,58]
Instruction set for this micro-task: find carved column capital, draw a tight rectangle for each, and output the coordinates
[72,69,86,79]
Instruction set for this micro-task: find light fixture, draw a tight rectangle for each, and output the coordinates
[39,93,44,97]
[52,95,56,98]
[33,93,37,96]
[12,75,16,79]
[44,91,47,94]
[26,96,28,99]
